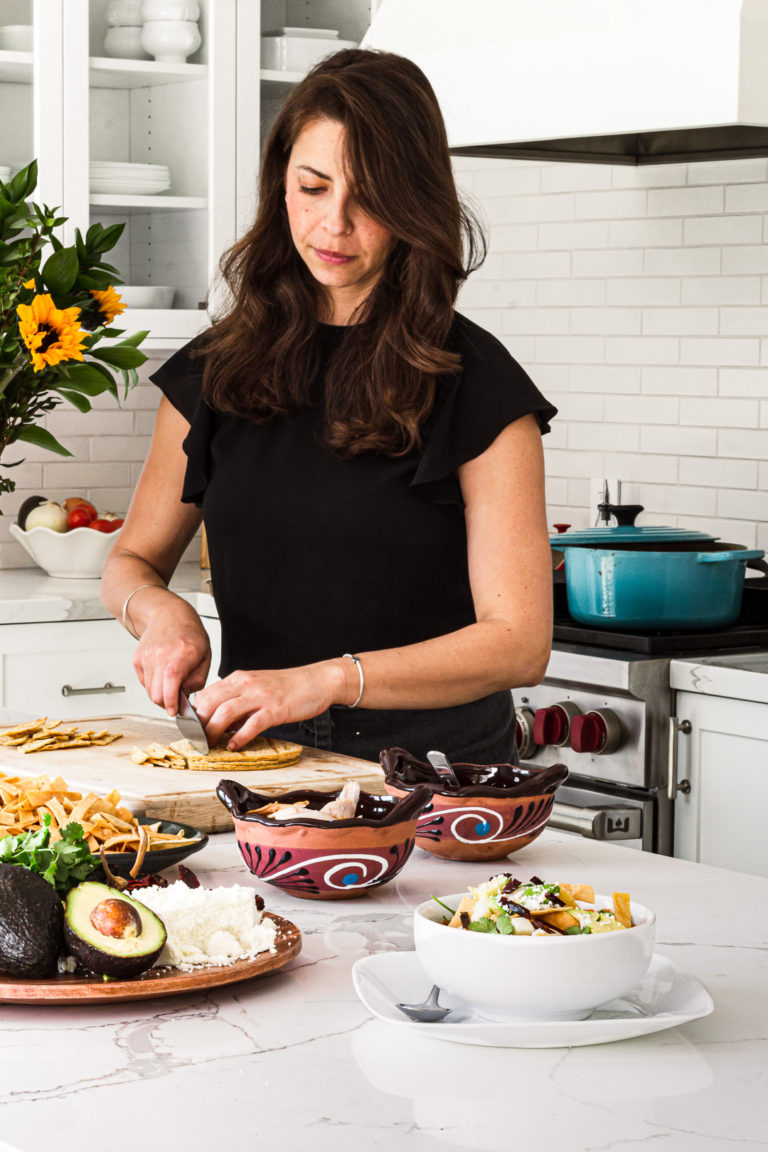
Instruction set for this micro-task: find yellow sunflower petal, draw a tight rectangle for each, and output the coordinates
[16,294,87,372]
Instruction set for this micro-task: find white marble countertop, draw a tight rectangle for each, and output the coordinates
[0,831,765,1152]
[671,651,768,704]
[0,563,216,624]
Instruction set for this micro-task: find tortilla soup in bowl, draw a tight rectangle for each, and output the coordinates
[380,747,568,862]
[414,874,655,1021]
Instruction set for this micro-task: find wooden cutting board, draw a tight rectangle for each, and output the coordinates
[0,714,385,833]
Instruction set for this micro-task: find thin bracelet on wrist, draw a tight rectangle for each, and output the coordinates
[340,652,365,709]
[121,583,164,639]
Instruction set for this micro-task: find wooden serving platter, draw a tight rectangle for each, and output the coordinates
[0,913,301,1004]
[0,714,386,833]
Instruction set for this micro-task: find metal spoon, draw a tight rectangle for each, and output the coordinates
[396,984,453,1023]
[426,749,461,789]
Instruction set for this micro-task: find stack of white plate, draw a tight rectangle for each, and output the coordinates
[90,160,171,195]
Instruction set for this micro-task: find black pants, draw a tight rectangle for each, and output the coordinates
[263,690,519,766]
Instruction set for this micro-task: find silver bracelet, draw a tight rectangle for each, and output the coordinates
[121,583,163,639]
[341,653,365,709]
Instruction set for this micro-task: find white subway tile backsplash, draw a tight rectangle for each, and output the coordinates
[717,487,768,522]
[680,397,760,427]
[605,336,680,364]
[686,158,768,185]
[542,164,614,193]
[679,457,758,489]
[570,365,641,393]
[574,190,647,220]
[681,277,761,305]
[536,279,606,306]
[720,308,768,336]
[683,215,762,245]
[573,249,644,277]
[647,186,724,216]
[680,338,760,366]
[642,366,718,395]
[607,278,681,305]
[567,421,640,452]
[643,247,721,276]
[718,429,768,459]
[503,251,572,278]
[538,221,610,250]
[725,184,768,213]
[502,308,571,334]
[722,246,768,274]
[603,394,679,424]
[571,308,641,335]
[609,218,683,247]
[719,367,768,396]
[640,425,718,456]
[535,335,605,363]
[642,308,719,336]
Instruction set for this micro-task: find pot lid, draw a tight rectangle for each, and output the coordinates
[550,504,718,547]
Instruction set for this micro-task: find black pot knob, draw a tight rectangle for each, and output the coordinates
[597,503,644,527]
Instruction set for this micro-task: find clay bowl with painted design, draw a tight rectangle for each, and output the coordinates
[379,748,569,862]
[216,779,433,900]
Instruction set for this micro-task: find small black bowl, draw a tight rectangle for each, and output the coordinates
[92,817,208,881]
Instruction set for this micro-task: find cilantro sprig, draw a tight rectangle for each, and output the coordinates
[0,814,99,896]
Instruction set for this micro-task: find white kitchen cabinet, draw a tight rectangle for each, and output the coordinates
[674,688,768,879]
[0,0,373,350]
[0,613,221,719]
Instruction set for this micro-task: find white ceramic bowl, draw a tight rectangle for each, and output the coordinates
[0,25,33,51]
[414,891,656,1021]
[10,523,121,580]
[140,19,201,63]
[106,0,144,26]
[141,0,200,21]
[118,284,175,308]
[260,34,357,73]
[103,26,149,59]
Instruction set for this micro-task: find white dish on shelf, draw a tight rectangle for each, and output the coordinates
[106,0,144,26]
[352,950,714,1048]
[268,27,340,38]
[261,34,356,72]
[90,161,170,173]
[118,285,175,308]
[89,179,171,194]
[141,0,200,20]
[103,26,150,60]
[141,18,201,63]
[0,24,33,51]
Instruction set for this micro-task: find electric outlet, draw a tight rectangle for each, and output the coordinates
[589,478,621,525]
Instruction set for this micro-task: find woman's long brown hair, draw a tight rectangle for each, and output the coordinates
[199,48,486,456]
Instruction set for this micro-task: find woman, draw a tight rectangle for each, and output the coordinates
[101,48,556,765]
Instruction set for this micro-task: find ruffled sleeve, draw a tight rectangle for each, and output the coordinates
[149,338,212,506]
[410,313,557,505]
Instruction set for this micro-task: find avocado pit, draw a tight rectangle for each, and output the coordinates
[90,898,142,940]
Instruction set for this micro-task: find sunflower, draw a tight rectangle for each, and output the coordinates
[16,293,87,372]
[90,286,126,326]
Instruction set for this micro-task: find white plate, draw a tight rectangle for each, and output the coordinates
[90,181,171,194]
[268,26,339,38]
[352,951,713,1048]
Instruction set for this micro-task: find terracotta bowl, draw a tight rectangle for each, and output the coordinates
[379,748,569,862]
[216,780,433,900]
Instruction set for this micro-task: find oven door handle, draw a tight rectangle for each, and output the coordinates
[549,801,643,840]
[667,717,693,799]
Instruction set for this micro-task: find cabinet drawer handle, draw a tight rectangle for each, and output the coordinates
[61,682,126,697]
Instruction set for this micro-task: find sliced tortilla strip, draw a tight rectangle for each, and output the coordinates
[612,891,632,928]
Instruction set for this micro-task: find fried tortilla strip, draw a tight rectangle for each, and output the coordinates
[534,909,580,931]
[560,883,595,904]
[612,891,632,929]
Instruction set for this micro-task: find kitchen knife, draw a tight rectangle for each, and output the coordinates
[176,689,210,754]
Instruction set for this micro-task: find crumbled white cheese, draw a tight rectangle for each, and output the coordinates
[135,882,277,971]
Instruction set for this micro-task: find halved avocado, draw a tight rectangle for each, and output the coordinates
[64,882,167,978]
[0,863,64,978]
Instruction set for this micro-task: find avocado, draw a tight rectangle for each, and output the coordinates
[0,863,64,978]
[64,882,167,978]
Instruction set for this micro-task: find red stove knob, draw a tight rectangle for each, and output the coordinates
[570,709,622,755]
[533,701,580,747]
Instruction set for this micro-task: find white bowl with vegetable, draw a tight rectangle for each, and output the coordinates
[414,877,656,1022]
[10,522,121,579]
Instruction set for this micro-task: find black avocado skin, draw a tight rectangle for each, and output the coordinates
[63,882,166,978]
[0,862,64,978]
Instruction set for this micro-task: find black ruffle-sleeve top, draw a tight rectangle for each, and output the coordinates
[150,312,556,680]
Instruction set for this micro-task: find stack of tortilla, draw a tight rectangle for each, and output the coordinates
[131,736,303,772]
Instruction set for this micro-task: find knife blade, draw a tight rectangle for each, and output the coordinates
[175,689,210,754]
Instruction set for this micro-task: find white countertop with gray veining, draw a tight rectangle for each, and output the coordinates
[0,830,765,1152]
[0,563,216,624]
[671,651,768,704]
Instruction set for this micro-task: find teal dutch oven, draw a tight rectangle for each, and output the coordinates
[551,505,766,631]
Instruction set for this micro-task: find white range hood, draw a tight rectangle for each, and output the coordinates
[362,0,768,164]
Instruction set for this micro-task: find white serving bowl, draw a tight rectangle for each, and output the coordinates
[260,34,357,73]
[414,891,656,1022]
[103,26,149,59]
[141,19,201,63]
[118,284,175,308]
[142,0,200,21]
[10,523,121,580]
[106,0,144,26]
[0,25,33,51]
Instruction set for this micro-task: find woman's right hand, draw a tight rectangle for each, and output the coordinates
[132,595,212,716]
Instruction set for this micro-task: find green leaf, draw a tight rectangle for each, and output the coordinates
[42,246,79,295]
[120,328,150,348]
[90,344,147,369]
[8,160,37,203]
[60,362,113,393]
[53,387,92,413]
[15,425,73,456]
[495,913,515,935]
[468,917,496,933]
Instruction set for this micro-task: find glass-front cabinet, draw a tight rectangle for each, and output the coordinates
[0,0,372,350]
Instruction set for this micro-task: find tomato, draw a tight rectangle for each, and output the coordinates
[63,497,98,519]
[89,518,120,533]
[66,506,95,530]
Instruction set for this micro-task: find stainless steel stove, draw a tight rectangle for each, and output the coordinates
[516,577,768,854]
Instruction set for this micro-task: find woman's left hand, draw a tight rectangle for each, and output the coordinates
[192,662,349,750]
